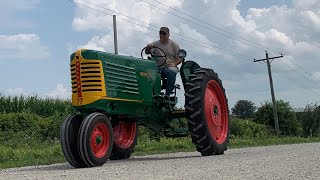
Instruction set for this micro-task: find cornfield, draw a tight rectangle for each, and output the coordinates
[0,94,72,117]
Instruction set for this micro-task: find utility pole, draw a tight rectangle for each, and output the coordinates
[254,51,283,136]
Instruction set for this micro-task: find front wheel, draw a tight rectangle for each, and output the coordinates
[110,121,138,160]
[78,113,113,167]
[60,114,87,168]
[184,68,229,155]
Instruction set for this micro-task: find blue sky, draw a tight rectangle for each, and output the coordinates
[1,0,320,109]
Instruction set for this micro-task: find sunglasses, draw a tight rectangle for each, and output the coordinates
[159,31,167,35]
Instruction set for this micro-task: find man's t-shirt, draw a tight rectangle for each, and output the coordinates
[151,39,180,68]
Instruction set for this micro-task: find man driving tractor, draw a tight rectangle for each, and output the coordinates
[146,27,182,97]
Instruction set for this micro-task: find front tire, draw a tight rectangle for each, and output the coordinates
[110,121,138,160]
[60,114,87,168]
[78,113,113,167]
[184,68,229,155]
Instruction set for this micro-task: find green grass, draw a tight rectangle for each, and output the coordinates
[0,143,64,169]
[1,136,320,169]
[228,136,320,148]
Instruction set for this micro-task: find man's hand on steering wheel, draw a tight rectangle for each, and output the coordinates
[146,44,153,54]
[141,46,166,59]
[141,46,167,67]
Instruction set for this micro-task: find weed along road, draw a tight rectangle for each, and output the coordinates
[1,143,320,180]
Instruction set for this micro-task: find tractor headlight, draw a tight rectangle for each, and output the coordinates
[177,49,187,59]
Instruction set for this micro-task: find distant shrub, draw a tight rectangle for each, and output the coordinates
[230,118,268,138]
[0,111,68,144]
[297,104,320,137]
[0,111,48,144]
[254,100,303,136]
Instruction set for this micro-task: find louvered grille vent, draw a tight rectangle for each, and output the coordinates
[70,61,103,95]
[104,62,139,95]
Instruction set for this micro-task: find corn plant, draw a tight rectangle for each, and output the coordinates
[0,94,72,117]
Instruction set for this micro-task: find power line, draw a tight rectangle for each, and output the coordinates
[283,56,313,77]
[271,65,320,97]
[140,0,263,49]
[65,0,254,62]
[271,67,320,105]
[145,0,316,88]
[146,0,267,50]
[145,0,290,57]
[268,51,320,89]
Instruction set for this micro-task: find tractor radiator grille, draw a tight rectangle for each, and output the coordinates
[104,62,139,95]
[70,61,103,96]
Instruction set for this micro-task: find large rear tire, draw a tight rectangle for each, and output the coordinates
[110,121,138,160]
[60,114,87,168]
[184,68,229,155]
[78,113,113,167]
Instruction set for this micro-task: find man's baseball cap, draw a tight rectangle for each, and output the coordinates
[160,27,169,33]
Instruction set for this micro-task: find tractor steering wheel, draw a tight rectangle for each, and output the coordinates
[141,46,167,67]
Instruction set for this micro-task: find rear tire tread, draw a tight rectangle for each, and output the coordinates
[184,68,230,156]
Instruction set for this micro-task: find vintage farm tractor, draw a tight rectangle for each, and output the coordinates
[60,47,229,168]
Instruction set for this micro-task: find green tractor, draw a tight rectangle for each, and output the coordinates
[60,46,229,168]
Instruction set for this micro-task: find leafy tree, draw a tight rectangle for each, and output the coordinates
[297,104,320,137]
[254,100,302,136]
[231,100,256,119]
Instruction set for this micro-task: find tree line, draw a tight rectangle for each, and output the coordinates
[231,99,320,137]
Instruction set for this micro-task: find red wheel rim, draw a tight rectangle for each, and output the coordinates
[204,80,228,144]
[113,122,137,149]
[90,122,110,158]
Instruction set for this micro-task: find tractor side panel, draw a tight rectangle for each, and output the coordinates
[99,53,160,102]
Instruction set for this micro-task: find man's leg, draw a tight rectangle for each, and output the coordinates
[165,67,178,96]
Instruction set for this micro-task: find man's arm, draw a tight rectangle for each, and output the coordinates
[174,57,182,66]
[172,40,182,67]
[168,56,182,67]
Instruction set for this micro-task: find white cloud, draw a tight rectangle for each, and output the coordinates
[265,29,293,46]
[293,0,320,11]
[178,23,219,55]
[301,11,320,29]
[231,10,256,33]
[73,0,152,32]
[0,34,50,60]
[47,84,71,99]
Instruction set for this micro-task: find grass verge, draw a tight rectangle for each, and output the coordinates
[1,136,320,169]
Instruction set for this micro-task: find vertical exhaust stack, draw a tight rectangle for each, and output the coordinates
[113,15,118,55]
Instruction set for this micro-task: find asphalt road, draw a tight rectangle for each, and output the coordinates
[1,142,319,180]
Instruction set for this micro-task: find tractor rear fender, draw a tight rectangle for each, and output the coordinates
[180,60,201,89]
